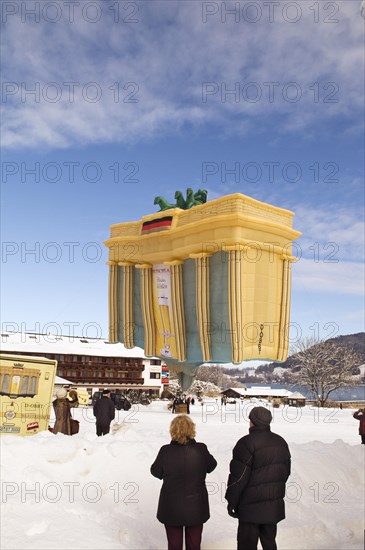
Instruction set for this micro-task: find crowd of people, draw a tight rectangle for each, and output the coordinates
[52,390,365,550]
[171,394,195,414]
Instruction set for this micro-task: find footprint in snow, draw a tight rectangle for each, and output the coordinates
[25,521,48,536]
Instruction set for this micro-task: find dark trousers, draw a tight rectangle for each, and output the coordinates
[237,522,277,550]
[96,423,110,436]
[165,525,203,550]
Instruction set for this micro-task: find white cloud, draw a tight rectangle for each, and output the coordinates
[292,257,364,295]
[343,309,365,321]
[294,206,365,262]
[1,0,364,149]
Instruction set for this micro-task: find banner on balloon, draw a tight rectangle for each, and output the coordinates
[152,264,178,359]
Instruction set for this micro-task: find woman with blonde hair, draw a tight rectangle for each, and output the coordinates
[151,415,217,550]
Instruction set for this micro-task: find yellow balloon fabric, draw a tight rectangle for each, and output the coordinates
[105,193,301,387]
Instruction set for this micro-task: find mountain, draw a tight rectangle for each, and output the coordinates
[327,332,365,360]
[256,332,365,374]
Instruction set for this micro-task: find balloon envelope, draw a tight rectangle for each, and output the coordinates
[105,193,301,389]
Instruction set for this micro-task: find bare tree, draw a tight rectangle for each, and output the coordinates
[291,338,360,407]
[188,379,221,397]
[168,378,182,396]
[196,364,231,388]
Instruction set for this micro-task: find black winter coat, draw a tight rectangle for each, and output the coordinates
[225,425,291,524]
[353,410,365,435]
[93,397,115,425]
[151,439,217,526]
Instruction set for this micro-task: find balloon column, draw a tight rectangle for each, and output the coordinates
[104,190,301,390]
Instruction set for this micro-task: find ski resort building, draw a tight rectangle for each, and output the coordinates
[0,332,167,398]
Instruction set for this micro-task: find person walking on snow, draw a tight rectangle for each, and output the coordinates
[93,389,115,436]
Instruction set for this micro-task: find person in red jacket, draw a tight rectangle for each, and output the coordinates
[353,408,365,444]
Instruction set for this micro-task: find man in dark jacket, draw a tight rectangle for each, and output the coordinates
[225,406,291,550]
[93,389,115,436]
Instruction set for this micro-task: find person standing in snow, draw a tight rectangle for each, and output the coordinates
[185,396,191,414]
[353,408,365,444]
[225,406,291,550]
[93,389,115,436]
[151,415,217,550]
[53,388,78,435]
[172,396,179,414]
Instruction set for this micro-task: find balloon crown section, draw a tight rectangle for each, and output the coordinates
[154,189,208,211]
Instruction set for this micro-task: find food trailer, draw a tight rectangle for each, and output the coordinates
[0,354,57,436]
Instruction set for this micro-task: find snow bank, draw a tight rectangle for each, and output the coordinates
[1,401,364,550]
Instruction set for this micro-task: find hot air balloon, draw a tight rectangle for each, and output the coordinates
[104,191,301,390]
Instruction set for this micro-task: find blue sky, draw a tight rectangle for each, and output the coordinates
[1,1,364,361]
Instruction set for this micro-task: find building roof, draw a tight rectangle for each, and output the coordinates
[0,332,151,359]
[55,376,73,385]
[288,392,306,399]
[224,387,293,398]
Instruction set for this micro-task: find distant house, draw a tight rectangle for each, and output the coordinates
[222,386,292,400]
[285,391,306,407]
[0,332,165,398]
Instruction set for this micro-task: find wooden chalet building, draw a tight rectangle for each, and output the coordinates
[0,332,167,398]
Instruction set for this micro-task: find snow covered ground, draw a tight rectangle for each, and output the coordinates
[1,399,364,550]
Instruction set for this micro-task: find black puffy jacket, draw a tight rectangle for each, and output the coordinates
[151,439,217,526]
[225,425,291,524]
[93,397,115,425]
[353,410,365,435]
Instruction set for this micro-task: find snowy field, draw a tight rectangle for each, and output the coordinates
[1,399,364,550]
